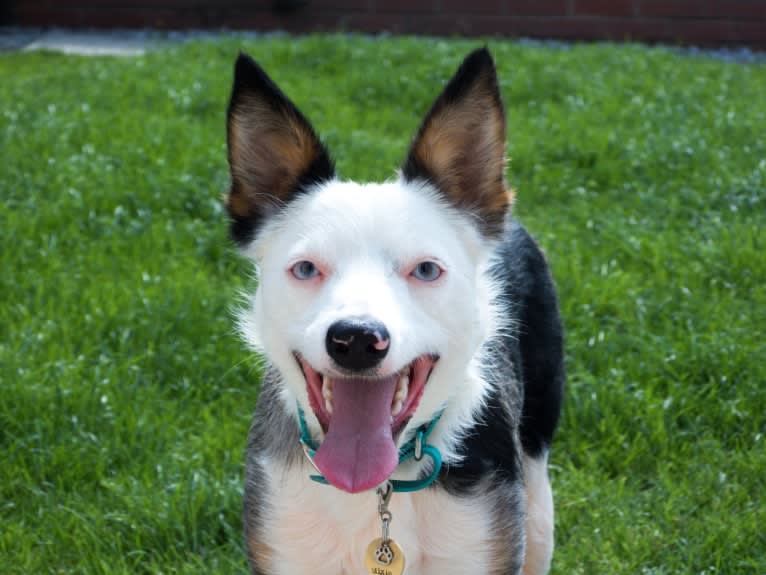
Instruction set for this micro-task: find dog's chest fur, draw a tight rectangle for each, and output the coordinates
[258,459,497,575]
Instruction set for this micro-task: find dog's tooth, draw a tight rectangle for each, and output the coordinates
[395,374,410,401]
[324,397,333,415]
[391,399,403,417]
[322,375,333,400]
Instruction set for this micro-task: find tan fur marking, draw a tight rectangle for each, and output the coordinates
[247,531,275,573]
[226,185,253,218]
[228,97,321,218]
[409,77,509,235]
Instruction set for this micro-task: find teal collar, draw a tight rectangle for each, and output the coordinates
[297,404,444,493]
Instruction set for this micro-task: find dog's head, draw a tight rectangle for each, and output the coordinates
[226,49,511,493]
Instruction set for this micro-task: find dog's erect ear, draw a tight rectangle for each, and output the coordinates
[226,52,335,245]
[402,48,510,238]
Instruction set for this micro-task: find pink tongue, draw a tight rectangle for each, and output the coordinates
[313,376,398,493]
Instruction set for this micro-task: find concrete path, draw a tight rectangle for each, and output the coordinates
[0,28,248,56]
[22,30,151,56]
[0,28,154,55]
[1,27,763,62]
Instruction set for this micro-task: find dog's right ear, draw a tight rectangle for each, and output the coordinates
[226,53,335,246]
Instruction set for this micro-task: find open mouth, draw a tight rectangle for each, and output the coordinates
[296,354,438,493]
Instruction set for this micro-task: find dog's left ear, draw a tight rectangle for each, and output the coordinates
[226,52,335,246]
[402,48,510,239]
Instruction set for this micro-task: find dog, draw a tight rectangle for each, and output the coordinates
[224,47,564,575]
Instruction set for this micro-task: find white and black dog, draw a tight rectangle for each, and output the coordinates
[225,48,564,575]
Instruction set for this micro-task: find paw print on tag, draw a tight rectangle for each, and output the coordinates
[375,543,394,565]
[365,537,405,575]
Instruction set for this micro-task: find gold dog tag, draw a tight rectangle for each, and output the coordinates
[364,537,406,575]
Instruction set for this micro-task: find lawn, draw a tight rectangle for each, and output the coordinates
[1,35,764,574]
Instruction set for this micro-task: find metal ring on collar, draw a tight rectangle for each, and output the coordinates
[414,430,423,461]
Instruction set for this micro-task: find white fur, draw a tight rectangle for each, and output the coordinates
[259,455,498,575]
[521,453,554,575]
[238,178,503,467]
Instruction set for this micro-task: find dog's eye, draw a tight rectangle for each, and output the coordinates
[291,260,320,280]
[411,261,443,282]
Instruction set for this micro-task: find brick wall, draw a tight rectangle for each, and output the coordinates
[7,0,766,48]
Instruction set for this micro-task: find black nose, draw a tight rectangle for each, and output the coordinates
[325,318,390,371]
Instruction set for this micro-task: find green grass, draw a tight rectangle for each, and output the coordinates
[1,35,764,574]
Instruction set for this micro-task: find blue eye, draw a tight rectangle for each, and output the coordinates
[411,261,443,282]
[291,260,319,280]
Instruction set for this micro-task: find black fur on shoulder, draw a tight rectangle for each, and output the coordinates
[500,222,565,457]
[437,219,564,498]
